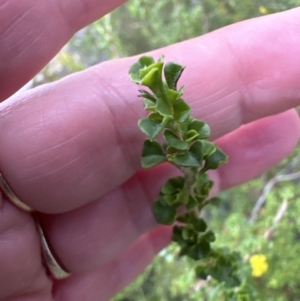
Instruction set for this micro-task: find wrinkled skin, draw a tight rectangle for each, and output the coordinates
[0,1,300,300]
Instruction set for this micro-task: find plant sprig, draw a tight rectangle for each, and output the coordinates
[129,56,251,299]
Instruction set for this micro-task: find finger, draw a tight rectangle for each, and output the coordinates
[40,164,179,273]
[0,0,126,101]
[40,110,299,274]
[53,227,172,301]
[0,194,51,300]
[0,8,300,213]
[216,109,300,190]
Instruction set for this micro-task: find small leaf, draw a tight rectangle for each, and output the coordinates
[202,140,216,158]
[190,217,207,232]
[129,56,156,83]
[186,195,198,210]
[143,99,156,111]
[164,129,189,150]
[186,241,211,260]
[138,89,157,102]
[197,241,211,259]
[206,197,222,208]
[196,171,209,185]
[188,119,211,139]
[172,226,184,243]
[140,67,159,87]
[196,266,209,280]
[203,147,228,171]
[141,139,166,168]
[139,56,155,66]
[140,62,163,81]
[167,88,182,102]
[129,61,144,82]
[152,198,177,225]
[161,177,185,195]
[156,96,174,117]
[174,140,203,167]
[163,194,178,206]
[173,99,191,123]
[176,212,192,223]
[178,119,190,133]
[207,253,241,288]
[182,227,193,240]
[138,118,161,139]
[186,129,199,142]
[164,62,185,90]
[138,113,170,139]
[166,145,177,154]
[203,230,216,242]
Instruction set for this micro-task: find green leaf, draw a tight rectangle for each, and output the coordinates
[138,89,157,102]
[140,67,160,87]
[161,177,185,195]
[188,119,211,139]
[186,195,198,210]
[208,254,241,288]
[143,99,156,111]
[190,217,207,232]
[164,62,185,90]
[138,118,161,139]
[176,212,192,223]
[182,226,193,240]
[187,241,211,260]
[163,129,189,150]
[185,129,199,142]
[156,96,173,117]
[197,240,211,259]
[129,56,156,82]
[129,61,144,83]
[195,171,209,185]
[152,198,177,225]
[172,226,183,242]
[172,226,189,249]
[206,197,222,208]
[202,140,216,158]
[139,56,155,66]
[203,147,228,171]
[167,88,182,102]
[141,139,166,168]
[173,98,191,123]
[163,194,177,206]
[138,113,170,139]
[203,230,216,242]
[174,140,203,167]
[196,266,209,280]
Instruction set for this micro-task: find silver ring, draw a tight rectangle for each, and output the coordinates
[35,217,70,279]
[0,173,33,212]
[0,172,70,279]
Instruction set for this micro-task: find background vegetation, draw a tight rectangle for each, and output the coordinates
[31,1,300,300]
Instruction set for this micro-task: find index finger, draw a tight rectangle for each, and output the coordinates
[0,8,299,213]
[0,0,126,101]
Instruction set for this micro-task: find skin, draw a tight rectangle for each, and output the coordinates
[0,1,300,300]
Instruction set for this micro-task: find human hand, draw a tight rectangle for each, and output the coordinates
[0,1,300,300]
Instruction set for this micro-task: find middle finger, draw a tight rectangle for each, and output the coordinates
[0,8,299,214]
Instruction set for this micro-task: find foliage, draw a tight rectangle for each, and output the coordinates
[29,0,300,300]
[113,146,300,301]
[129,55,255,299]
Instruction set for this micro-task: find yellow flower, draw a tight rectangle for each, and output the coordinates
[259,6,268,15]
[249,254,268,277]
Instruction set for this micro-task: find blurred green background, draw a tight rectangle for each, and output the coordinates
[34,1,300,300]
